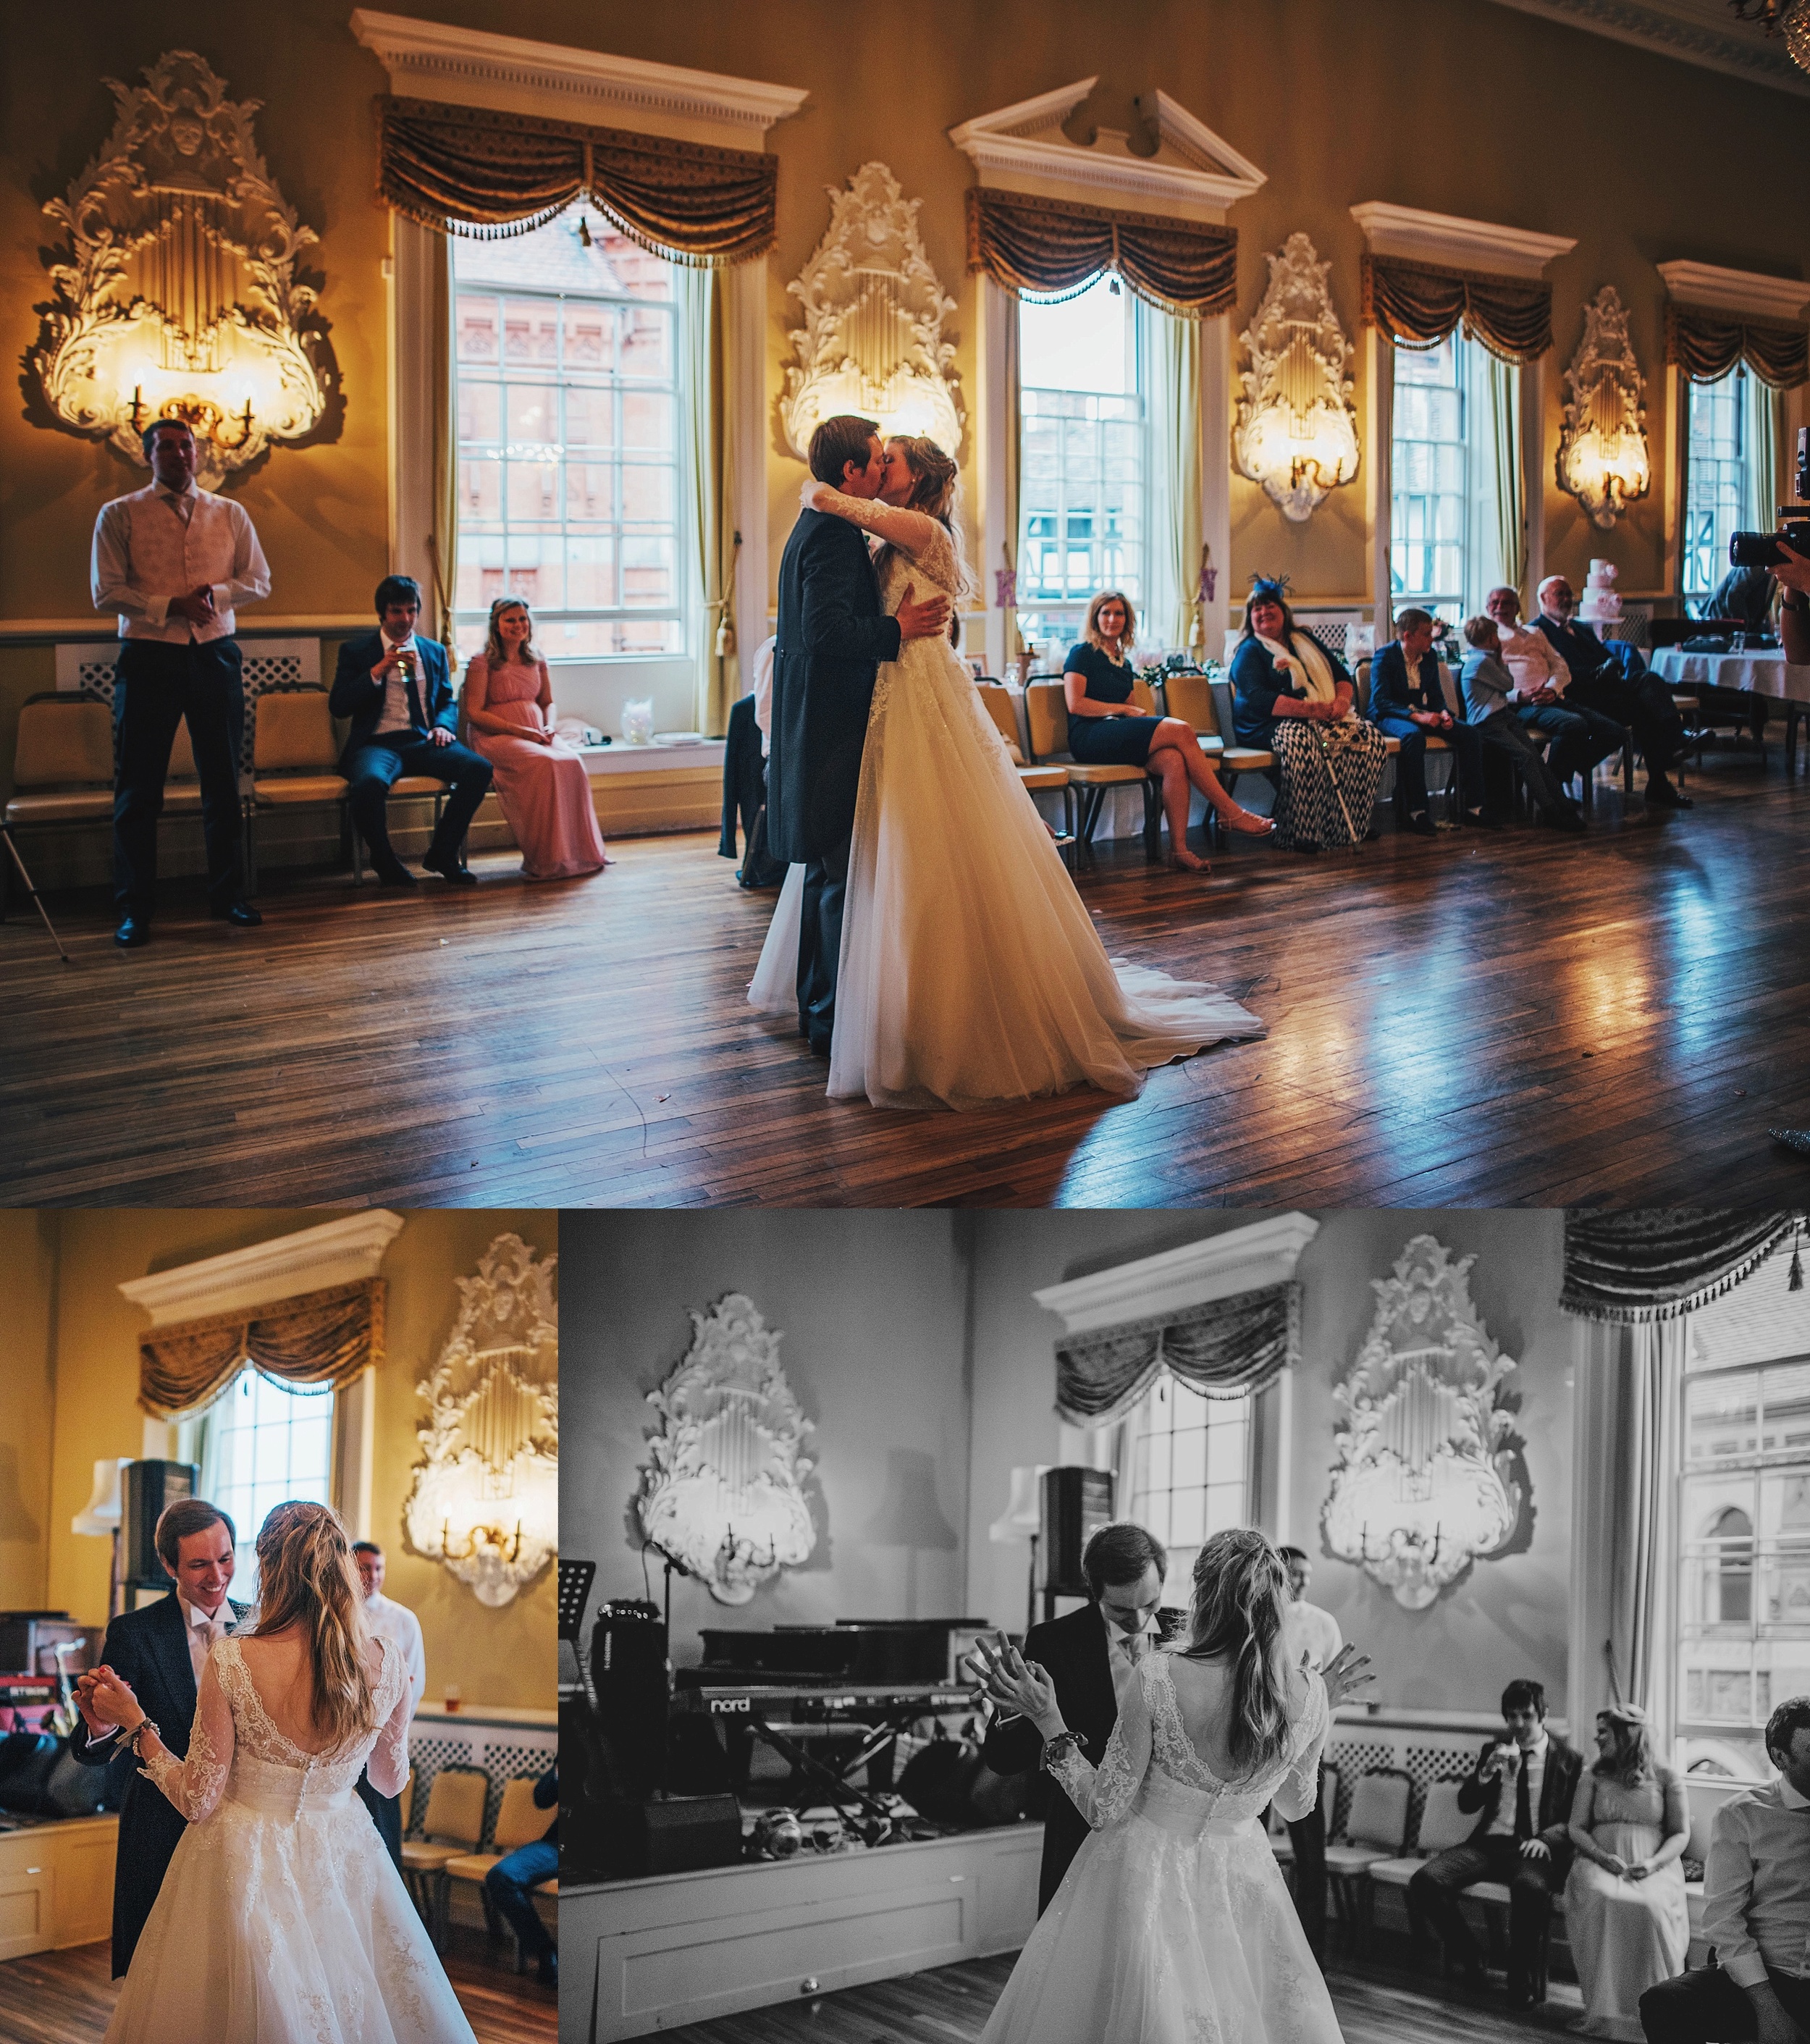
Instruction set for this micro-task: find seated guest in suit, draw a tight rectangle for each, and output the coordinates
[70,1500,248,1977]
[1460,617,1587,831]
[1639,1694,1810,2044]
[1232,578,1389,854]
[1565,1704,1688,2041]
[1409,1677,1583,2007]
[484,1765,559,1986]
[463,598,607,880]
[1709,562,1777,636]
[1369,609,1494,833]
[329,576,494,886]
[1062,591,1272,871]
[1486,585,1625,794]
[1536,576,1691,809]
[972,1522,1170,1913]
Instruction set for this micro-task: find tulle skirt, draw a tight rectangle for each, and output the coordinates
[749,636,1264,1110]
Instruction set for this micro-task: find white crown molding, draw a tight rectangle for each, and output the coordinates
[1481,0,1810,100]
[1657,259,1810,321]
[1033,1214,1321,1334]
[118,1213,406,1326]
[348,10,809,149]
[950,77,1264,226]
[1351,201,1575,279]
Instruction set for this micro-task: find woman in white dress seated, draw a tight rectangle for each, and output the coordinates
[81,1499,477,2044]
[1564,1705,1690,2040]
[964,1528,1371,2044]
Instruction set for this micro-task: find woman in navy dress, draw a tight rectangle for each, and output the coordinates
[1062,592,1273,871]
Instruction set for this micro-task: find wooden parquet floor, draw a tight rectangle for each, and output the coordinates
[0,1929,556,2044]
[6,765,1810,1206]
[638,1947,1586,2043]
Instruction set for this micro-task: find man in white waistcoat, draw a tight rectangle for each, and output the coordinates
[90,418,271,946]
[351,1539,425,1872]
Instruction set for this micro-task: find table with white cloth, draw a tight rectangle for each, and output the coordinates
[1651,645,1810,768]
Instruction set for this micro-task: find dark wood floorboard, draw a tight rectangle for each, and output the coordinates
[6,762,1810,1206]
[0,1927,555,2043]
[641,1947,1585,2043]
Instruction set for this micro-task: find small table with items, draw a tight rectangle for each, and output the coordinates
[1651,645,1810,768]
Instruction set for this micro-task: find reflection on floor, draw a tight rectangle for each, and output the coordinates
[0,1924,557,2044]
[647,1946,1590,2043]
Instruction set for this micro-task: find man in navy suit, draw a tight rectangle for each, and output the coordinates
[1535,575,1691,808]
[329,575,493,886]
[70,1498,248,1977]
[767,416,948,1053]
[1369,610,1493,833]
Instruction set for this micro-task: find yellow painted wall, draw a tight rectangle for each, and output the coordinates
[36,1207,555,1710]
[0,1212,58,1612]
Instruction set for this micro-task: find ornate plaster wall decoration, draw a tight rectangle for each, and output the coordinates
[26,49,332,490]
[403,1234,558,1607]
[1557,285,1651,529]
[1233,233,1360,522]
[637,1293,817,1605]
[1321,1235,1527,1610]
[780,161,964,463]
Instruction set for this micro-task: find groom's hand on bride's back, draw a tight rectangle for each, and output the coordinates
[896,582,951,642]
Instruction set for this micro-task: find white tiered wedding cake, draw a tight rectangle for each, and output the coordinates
[1578,558,1622,630]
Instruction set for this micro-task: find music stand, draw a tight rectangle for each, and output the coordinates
[557,1558,596,1641]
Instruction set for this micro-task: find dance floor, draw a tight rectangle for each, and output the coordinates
[5,763,1810,1206]
[644,1947,1586,2042]
[0,1927,556,2043]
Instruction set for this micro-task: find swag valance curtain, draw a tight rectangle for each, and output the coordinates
[1559,1210,1803,1324]
[139,1279,385,1419]
[376,96,778,264]
[1664,303,1809,390]
[1055,1282,1300,1428]
[1361,252,1553,364]
[967,188,1238,317]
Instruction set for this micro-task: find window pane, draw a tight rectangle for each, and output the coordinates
[1684,372,1748,600]
[1689,1373,1760,1462]
[201,1370,334,1602]
[1390,333,1467,622]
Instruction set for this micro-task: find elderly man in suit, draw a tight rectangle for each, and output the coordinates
[1535,575,1691,809]
[1409,1677,1584,2008]
[70,1498,248,1977]
[329,575,493,886]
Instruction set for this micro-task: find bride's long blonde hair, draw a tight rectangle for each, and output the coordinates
[251,1500,377,1752]
[885,435,977,608]
[1174,1528,1294,1778]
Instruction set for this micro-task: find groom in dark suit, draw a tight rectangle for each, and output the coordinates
[329,575,493,886]
[767,416,949,1053]
[70,1498,248,1977]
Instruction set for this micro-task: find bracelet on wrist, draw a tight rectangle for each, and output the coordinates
[1041,1730,1083,1771]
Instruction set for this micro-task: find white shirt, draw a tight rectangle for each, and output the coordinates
[90,480,270,642]
[752,635,777,759]
[363,1591,426,1712]
[1704,1771,1810,1985]
[373,632,424,736]
[1279,1598,1342,1673]
[1486,1730,1549,1838]
[85,1591,231,1751]
[1496,621,1570,700]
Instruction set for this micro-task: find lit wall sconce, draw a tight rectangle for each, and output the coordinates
[403,1235,557,1608]
[1234,233,1360,523]
[26,51,329,491]
[1557,286,1651,529]
[1321,1235,1528,1608]
[780,162,964,463]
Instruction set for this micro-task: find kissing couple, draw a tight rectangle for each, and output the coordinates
[749,413,1266,1111]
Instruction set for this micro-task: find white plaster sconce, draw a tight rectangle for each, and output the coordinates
[1557,286,1651,529]
[1234,233,1360,522]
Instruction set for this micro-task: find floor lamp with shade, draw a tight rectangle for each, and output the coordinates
[988,1465,1048,1636]
[72,1458,128,1621]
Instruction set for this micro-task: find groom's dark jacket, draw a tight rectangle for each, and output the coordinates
[767,508,902,862]
[981,1604,1121,1914]
[70,1589,248,1977]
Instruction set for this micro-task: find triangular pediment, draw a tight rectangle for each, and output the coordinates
[949,78,1264,224]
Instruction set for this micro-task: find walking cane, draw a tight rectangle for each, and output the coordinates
[1,824,72,963]
[1310,725,1363,848]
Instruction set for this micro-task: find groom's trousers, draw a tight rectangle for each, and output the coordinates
[1283,1803,1328,1953]
[798,835,851,1053]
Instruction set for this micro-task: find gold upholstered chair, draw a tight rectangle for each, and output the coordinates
[245,686,349,891]
[441,1775,552,1967]
[400,1766,488,1951]
[975,681,1077,851]
[1156,671,1276,846]
[3,694,115,919]
[1023,679,1161,863]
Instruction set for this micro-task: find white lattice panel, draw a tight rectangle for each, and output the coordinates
[55,638,322,775]
[405,1717,556,1848]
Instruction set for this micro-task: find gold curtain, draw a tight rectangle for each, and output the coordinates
[1146,305,1202,649]
[680,267,739,736]
[139,1280,385,1419]
[1361,253,1553,365]
[376,96,777,264]
[1665,303,1808,390]
[967,188,1237,318]
[1001,282,1023,662]
[427,235,458,647]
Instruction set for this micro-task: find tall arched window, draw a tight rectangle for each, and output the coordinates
[1705,1504,1754,1625]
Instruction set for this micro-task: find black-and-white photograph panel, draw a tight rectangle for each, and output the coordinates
[562,1208,1810,2044]
[0,1209,557,2044]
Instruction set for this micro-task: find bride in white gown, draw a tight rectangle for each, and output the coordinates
[749,437,1265,1111]
[82,1500,477,2044]
[965,1528,1371,2044]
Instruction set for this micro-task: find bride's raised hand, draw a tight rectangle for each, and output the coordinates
[964,1631,1060,1729]
[800,478,836,514]
[1321,1643,1374,1712]
[84,1664,146,1732]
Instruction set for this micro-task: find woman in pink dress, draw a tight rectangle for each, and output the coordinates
[463,598,608,879]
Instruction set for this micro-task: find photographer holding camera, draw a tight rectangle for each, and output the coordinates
[1771,542,1810,665]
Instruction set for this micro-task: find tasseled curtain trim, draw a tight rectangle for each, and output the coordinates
[967,188,1237,319]
[1559,1211,1805,1324]
[1055,1282,1300,1428]
[1360,252,1553,365]
[139,1279,384,1418]
[1665,303,1808,390]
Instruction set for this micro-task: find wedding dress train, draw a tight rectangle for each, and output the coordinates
[105,1634,476,2044]
[750,522,1264,1109]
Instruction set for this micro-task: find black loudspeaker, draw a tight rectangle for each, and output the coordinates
[593,1599,668,1799]
[122,1461,198,1588]
[1040,1467,1116,1599]
[602,1793,743,1877]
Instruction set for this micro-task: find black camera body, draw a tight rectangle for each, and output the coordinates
[1729,426,1810,568]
